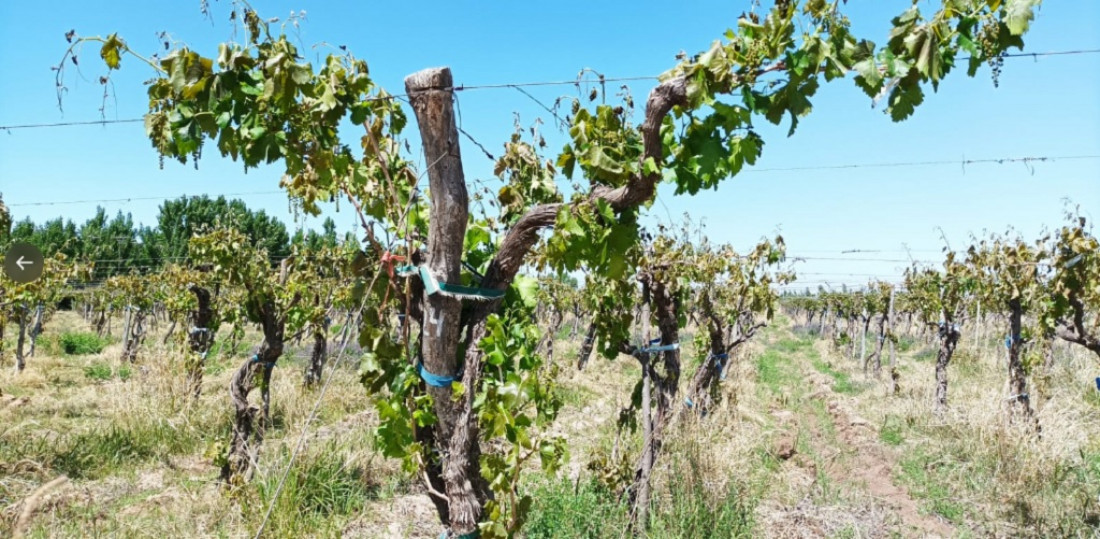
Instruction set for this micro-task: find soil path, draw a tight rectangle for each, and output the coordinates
[798,355,955,538]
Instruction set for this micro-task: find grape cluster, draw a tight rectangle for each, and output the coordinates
[988,54,1005,88]
[977,21,1005,87]
[192,137,203,170]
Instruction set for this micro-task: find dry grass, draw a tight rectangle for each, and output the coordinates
[1,311,1098,538]
[0,311,384,538]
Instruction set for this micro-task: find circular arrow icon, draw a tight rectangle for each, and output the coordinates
[4,242,45,283]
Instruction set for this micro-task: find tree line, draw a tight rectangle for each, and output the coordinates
[0,193,348,278]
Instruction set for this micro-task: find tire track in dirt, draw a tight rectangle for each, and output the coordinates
[801,365,955,538]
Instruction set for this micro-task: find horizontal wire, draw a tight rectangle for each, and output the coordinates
[745,154,1100,173]
[2,47,1097,131]
[7,152,1095,209]
[8,191,285,207]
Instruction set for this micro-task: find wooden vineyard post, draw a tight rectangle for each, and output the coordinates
[121,305,132,363]
[887,285,898,395]
[860,308,868,371]
[637,303,652,532]
[15,305,27,373]
[974,301,982,354]
[28,304,43,358]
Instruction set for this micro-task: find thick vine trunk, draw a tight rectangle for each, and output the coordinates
[162,320,177,346]
[186,285,215,399]
[934,323,960,410]
[400,64,690,536]
[869,314,887,378]
[304,320,328,387]
[1054,293,1100,360]
[15,307,27,373]
[859,313,870,370]
[406,67,484,537]
[1036,334,1056,406]
[1005,299,1035,425]
[221,298,284,483]
[685,321,727,414]
[629,272,680,531]
[121,308,146,363]
[576,322,597,370]
[93,309,106,337]
[885,287,897,394]
[539,308,563,366]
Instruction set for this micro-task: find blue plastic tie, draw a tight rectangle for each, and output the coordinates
[648,337,662,345]
[1095,377,1099,392]
[641,343,680,354]
[418,362,456,388]
[250,354,276,368]
[684,397,694,408]
[714,353,729,380]
[440,531,479,539]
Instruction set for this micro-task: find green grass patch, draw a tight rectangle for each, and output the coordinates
[813,400,836,434]
[557,385,596,409]
[202,355,233,376]
[772,335,815,356]
[896,335,917,352]
[555,324,575,340]
[898,449,966,524]
[59,331,109,355]
[254,446,377,522]
[879,415,905,446]
[526,474,756,539]
[37,331,110,356]
[0,421,204,480]
[648,475,756,538]
[524,479,631,538]
[83,362,131,381]
[912,347,937,363]
[755,348,798,395]
[1084,388,1100,408]
[810,358,864,395]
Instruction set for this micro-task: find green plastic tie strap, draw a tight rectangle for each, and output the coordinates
[396,264,504,301]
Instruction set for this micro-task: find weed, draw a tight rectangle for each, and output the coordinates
[912,347,936,363]
[524,479,631,538]
[30,422,200,479]
[879,415,905,446]
[557,385,595,408]
[240,444,382,537]
[898,449,965,524]
[810,357,864,395]
[255,447,376,517]
[756,348,798,395]
[83,362,131,381]
[83,362,112,381]
[38,331,110,355]
[896,336,917,353]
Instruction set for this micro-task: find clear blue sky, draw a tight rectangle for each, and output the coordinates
[1,1,1097,289]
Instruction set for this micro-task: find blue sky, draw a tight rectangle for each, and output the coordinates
[1,0,1097,289]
